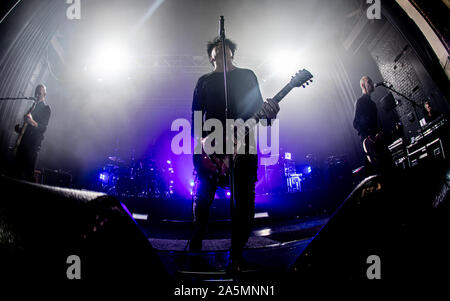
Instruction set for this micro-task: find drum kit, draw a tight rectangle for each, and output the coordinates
[99,154,171,198]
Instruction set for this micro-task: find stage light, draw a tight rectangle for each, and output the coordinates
[303,165,312,175]
[99,172,109,183]
[190,180,195,187]
[254,212,269,219]
[254,228,272,236]
[166,160,172,164]
[284,152,292,160]
[271,50,301,77]
[131,213,148,220]
[88,40,132,81]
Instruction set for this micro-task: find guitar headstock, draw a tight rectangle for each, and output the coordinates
[289,69,313,88]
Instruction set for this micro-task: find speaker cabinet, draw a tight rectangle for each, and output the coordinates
[287,162,450,282]
[0,175,171,287]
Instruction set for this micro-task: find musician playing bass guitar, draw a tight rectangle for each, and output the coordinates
[13,84,51,182]
[353,76,391,174]
[190,37,279,273]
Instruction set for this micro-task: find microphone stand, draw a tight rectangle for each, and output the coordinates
[0,97,35,101]
[219,16,236,214]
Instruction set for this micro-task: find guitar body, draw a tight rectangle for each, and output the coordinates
[12,124,29,157]
[363,132,384,164]
[12,101,37,157]
[195,69,313,183]
[193,151,231,185]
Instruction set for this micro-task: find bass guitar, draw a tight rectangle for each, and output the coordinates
[363,132,385,165]
[12,100,37,157]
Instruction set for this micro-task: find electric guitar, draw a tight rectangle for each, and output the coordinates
[12,101,37,157]
[363,132,384,165]
[194,68,314,184]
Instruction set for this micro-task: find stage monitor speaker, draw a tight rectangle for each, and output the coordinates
[41,168,72,187]
[286,162,450,283]
[0,175,172,287]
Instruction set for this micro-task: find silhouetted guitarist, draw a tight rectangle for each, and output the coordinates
[353,76,391,174]
[190,37,279,273]
[13,84,51,181]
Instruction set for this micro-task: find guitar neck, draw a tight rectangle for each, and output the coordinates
[272,82,294,104]
[235,82,295,143]
[251,83,294,122]
[232,67,312,144]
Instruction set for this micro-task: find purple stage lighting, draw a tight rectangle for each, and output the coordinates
[99,172,108,183]
[303,165,312,174]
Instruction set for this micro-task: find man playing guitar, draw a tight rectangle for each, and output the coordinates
[190,36,279,273]
[13,84,51,181]
[353,76,391,174]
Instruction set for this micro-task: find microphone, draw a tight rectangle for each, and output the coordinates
[27,97,37,101]
[375,81,392,88]
[219,16,225,38]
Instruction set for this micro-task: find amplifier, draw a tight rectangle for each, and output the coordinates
[287,174,302,193]
[388,138,406,162]
[42,169,72,188]
[407,138,445,167]
[396,118,448,168]
[393,156,408,169]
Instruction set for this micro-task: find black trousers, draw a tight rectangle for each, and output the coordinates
[190,155,257,261]
[14,146,38,182]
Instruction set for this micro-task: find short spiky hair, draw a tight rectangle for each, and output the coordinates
[206,36,237,59]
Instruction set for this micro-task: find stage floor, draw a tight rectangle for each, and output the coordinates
[135,216,329,278]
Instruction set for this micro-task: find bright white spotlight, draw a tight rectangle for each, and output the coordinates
[88,41,132,81]
[271,50,302,77]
